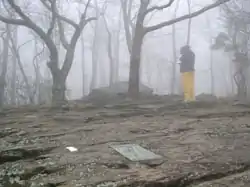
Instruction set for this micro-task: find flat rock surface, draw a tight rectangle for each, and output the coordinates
[1,98,250,186]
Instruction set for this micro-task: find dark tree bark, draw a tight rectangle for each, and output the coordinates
[128,1,148,97]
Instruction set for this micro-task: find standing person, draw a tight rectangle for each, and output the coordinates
[179,45,195,102]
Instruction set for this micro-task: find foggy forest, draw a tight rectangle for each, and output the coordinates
[0,0,248,107]
[3,1,250,187]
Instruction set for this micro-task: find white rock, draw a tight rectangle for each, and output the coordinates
[66,146,78,152]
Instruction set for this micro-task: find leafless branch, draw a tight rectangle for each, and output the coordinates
[17,38,35,51]
[40,0,78,28]
[0,15,26,26]
[144,0,175,16]
[57,19,70,49]
[79,0,97,29]
[9,33,34,103]
[84,17,97,25]
[7,0,34,25]
[60,0,96,77]
[145,0,231,33]
[102,14,111,37]
[81,0,92,20]
[47,0,56,36]
[120,0,133,54]
[33,43,45,67]
[1,0,57,59]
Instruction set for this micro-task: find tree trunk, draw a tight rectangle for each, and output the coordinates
[114,30,120,82]
[33,39,42,104]
[170,0,180,94]
[10,27,17,105]
[186,0,192,45]
[107,36,115,86]
[0,24,10,107]
[210,45,215,95]
[115,9,122,82]
[120,0,133,54]
[51,71,66,106]
[128,1,149,98]
[10,36,34,104]
[234,67,247,100]
[90,21,99,91]
[128,27,144,97]
[103,16,115,86]
[206,17,214,95]
[229,60,235,95]
[80,34,85,97]
[51,47,76,105]
[46,46,66,106]
[171,23,177,94]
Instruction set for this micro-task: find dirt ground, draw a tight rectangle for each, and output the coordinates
[1,96,250,187]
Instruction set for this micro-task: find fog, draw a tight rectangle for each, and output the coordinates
[0,0,235,103]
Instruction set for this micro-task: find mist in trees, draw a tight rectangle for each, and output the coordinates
[1,0,246,108]
[213,0,250,100]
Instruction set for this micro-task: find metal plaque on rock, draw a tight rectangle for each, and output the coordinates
[110,144,162,161]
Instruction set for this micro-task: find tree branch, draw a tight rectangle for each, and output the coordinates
[47,0,56,36]
[57,19,70,49]
[9,33,34,103]
[40,0,78,28]
[5,0,58,67]
[145,0,231,33]
[120,0,133,54]
[81,0,92,20]
[17,38,35,51]
[0,15,26,26]
[60,0,96,77]
[7,0,34,24]
[78,0,97,28]
[84,17,97,25]
[144,0,175,16]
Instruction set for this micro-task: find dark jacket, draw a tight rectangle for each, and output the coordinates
[179,46,195,73]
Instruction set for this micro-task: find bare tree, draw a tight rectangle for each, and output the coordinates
[90,0,108,90]
[120,0,134,55]
[213,0,250,99]
[32,38,46,104]
[80,33,86,97]
[126,0,230,97]
[114,8,122,82]
[10,26,17,105]
[206,17,215,95]
[0,0,96,105]
[90,17,99,91]
[103,15,115,86]
[170,0,180,94]
[186,0,192,45]
[0,24,10,107]
[10,36,35,103]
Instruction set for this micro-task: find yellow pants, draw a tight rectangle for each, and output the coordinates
[181,71,195,102]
